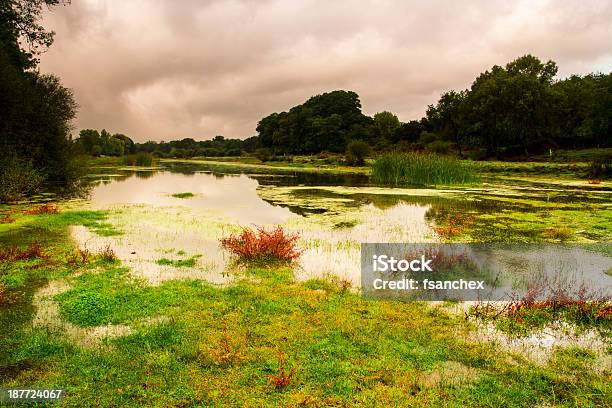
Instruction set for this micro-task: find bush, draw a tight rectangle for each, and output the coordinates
[426,140,452,154]
[0,155,44,203]
[345,140,371,166]
[418,131,437,145]
[586,158,612,180]
[255,148,272,162]
[220,226,303,266]
[372,152,479,186]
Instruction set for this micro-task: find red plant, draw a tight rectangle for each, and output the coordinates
[220,226,303,265]
[267,352,296,390]
[434,213,474,240]
[0,214,15,224]
[0,242,44,261]
[24,203,60,215]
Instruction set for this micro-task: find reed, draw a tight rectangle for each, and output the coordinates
[372,152,479,186]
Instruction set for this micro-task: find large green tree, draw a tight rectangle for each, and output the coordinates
[256,90,371,154]
[0,0,80,201]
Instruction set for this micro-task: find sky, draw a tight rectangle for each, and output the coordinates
[39,0,612,142]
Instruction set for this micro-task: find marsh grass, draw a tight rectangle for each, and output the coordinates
[372,152,479,186]
[156,255,199,267]
[171,192,195,199]
[121,152,155,167]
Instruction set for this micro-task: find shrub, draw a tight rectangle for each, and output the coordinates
[345,140,371,166]
[372,152,479,186]
[0,214,15,224]
[98,244,117,262]
[586,158,611,180]
[0,155,44,203]
[23,203,60,215]
[0,242,44,261]
[426,140,452,154]
[220,226,303,266]
[267,352,296,390]
[255,148,272,162]
[543,227,574,241]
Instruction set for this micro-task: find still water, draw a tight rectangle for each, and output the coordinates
[79,162,610,288]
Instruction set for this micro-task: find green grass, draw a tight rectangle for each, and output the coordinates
[1,170,610,406]
[171,192,195,199]
[372,152,479,186]
[156,255,199,267]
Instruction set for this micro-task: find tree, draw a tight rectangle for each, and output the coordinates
[345,140,371,166]
[256,90,371,154]
[465,55,559,156]
[372,111,400,144]
[426,90,468,156]
[0,0,80,201]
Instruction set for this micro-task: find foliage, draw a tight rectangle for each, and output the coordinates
[257,90,372,154]
[0,155,44,202]
[586,158,612,180]
[0,242,44,261]
[23,203,60,215]
[372,152,479,186]
[133,135,255,158]
[220,226,303,265]
[0,0,84,202]
[121,152,155,166]
[345,140,371,166]
[171,192,194,199]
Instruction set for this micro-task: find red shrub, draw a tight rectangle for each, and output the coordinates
[0,242,44,261]
[220,226,303,265]
[267,352,296,390]
[0,214,15,224]
[24,203,60,215]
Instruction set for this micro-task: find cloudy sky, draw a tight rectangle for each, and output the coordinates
[39,0,612,142]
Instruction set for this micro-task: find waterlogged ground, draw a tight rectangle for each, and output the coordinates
[78,161,612,286]
[1,159,610,406]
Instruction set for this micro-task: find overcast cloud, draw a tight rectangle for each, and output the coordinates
[39,0,612,141]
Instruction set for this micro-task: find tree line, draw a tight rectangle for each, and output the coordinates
[256,55,611,158]
[78,55,610,162]
[76,130,258,158]
[0,0,82,202]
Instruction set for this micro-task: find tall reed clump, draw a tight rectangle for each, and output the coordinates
[220,226,303,266]
[121,152,155,166]
[372,152,479,186]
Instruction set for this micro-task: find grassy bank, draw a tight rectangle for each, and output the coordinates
[0,203,610,406]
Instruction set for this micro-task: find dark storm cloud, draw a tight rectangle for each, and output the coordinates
[39,0,612,141]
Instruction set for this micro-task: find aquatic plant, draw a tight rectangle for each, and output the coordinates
[98,244,117,262]
[469,279,611,335]
[23,203,60,215]
[0,214,15,224]
[121,152,155,166]
[433,213,474,240]
[267,351,296,390]
[543,227,574,241]
[171,192,195,199]
[68,248,92,265]
[372,152,479,186]
[0,242,44,261]
[220,226,303,266]
[586,158,611,180]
